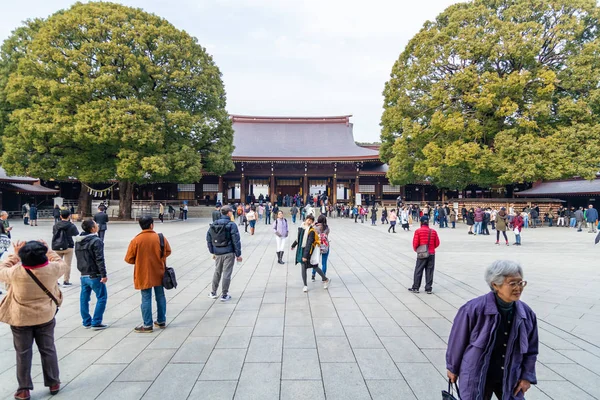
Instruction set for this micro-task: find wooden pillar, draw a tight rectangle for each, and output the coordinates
[270,176,276,201]
[218,176,223,195]
[303,176,308,204]
[332,176,338,204]
[354,176,360,197]
[240,175,246,203]
[421,186,425,202]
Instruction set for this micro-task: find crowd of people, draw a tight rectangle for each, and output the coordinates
[0,195,568,400]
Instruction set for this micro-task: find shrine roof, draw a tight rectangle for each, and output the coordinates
[230,115,381,161]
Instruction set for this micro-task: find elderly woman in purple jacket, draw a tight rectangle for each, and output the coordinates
[446,260,538,400]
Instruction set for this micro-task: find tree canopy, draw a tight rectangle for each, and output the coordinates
[0,2,234,216]
[381,0,600,190]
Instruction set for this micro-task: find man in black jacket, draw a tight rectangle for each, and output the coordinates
[206,206,242,302]
[75,219,108,330]
[52,209,79,285]
[93,206,109,242]
[211,205,221,222]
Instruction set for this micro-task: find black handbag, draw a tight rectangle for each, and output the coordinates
[442,379,461,400]
[158,233,177,290]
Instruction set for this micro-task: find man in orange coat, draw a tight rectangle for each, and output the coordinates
[124,216,171,333]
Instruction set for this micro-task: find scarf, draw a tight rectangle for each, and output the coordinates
[301,223,312,249]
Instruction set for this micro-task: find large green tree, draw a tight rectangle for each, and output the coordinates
[381,0,600,190]
[0,2,234,217]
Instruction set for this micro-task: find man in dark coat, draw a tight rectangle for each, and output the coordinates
[93,206,109,242]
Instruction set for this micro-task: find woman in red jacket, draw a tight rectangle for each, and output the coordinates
[512,212,524,246]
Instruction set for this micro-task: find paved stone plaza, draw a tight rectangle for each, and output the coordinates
[0,217,599,399]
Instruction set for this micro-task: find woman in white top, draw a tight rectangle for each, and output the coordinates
[246,206,257,235]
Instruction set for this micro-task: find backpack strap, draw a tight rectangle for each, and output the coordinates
[24,268,59,307]
[158,233,165,260]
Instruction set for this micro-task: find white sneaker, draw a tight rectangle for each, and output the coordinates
[324,279,331,289]
[208,292,218,299]
[303,286,308,293]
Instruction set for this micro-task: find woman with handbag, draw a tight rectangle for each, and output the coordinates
[246,206,257,236]
[290,215,330,293]
[446,260,538,400]
[311,215,330,282]
[0,240,67,400]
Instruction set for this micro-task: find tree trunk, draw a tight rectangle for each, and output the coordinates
[78,184,91,217]
[119,181,134,219]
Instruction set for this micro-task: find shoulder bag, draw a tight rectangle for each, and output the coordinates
[416,228,432,259]
[24,268,60,315]
[158,233,177,290]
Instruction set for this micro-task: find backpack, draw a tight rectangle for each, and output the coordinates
[209,223,231,247]
[237,207,243,216]
[319,232,329,254]
[52,226,71,251]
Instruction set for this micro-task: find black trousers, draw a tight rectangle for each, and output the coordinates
[412,254,435,291]
[98,230,106,242]
[11,318,60,390]
[302,262,326,286]
[483,380,503,400]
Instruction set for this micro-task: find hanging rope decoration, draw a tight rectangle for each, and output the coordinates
[82,183,118,197]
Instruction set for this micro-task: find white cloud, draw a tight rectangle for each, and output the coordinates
[0,0,465,142]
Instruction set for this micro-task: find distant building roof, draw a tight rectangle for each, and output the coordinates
[230,115,381,162]
[3,183,59,195]
[0,167,39,184]
[516,179,600,196]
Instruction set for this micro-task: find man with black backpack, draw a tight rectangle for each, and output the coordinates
[206,206,242,302]
[75,219,108,330]
[52,209,79,286]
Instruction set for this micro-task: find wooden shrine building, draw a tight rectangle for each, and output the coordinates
[200,115,402,204]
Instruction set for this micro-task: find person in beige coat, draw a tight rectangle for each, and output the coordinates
[0,240,67,400]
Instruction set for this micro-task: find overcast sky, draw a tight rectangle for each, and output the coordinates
[0,0,462,142]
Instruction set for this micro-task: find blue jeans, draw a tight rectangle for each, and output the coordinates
[292,214,297,223]
[474,221,482,234]
[80,277,108,326]
[312,250,329,279]
[141,286,166,327]
[570,217,577,227]
[515,233,521,244]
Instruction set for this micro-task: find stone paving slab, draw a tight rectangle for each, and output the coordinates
[0,218,600,399]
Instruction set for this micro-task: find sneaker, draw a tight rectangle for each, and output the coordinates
[134,325,153,333]
[91,324,108,330]
[83,325,91,329]
[154,321,166,329]
[495,241,499,245]
[311,276,316,282]
[506,242,509,246]
[14,389,30,400]
[49,384,60,395]
[303,286,308,293]
[323,279,331,289]
[426,290,433,294]
[62,281,72,286]
[408,288,419,294]
[220,294,231,302]
[208,292,218,299]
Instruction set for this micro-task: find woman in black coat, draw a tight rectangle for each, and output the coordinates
[292,215,330,293]
[467,208,475,235]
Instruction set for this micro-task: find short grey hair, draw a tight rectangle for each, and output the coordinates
[485,260,524,291]
[0,211,7,216]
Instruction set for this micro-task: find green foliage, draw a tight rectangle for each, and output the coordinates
[0,1,234,185]
[381,0,600,190]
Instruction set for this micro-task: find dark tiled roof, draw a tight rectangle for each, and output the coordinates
[516,179,600,196]
[231,116,380,161]
[4,183,59,195]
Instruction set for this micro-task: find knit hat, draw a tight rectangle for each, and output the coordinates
[420,216,429,224]
[18,241,48,267]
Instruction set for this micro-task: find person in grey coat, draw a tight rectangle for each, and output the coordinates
[93,206,109,242]
[575,207,585,232]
